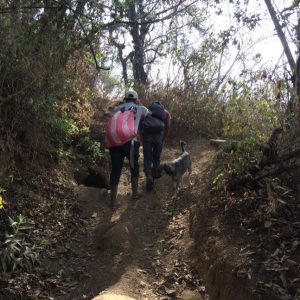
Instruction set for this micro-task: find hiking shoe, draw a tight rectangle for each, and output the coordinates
[146,175,154,190]
[152,167,162,179]
[132,191,143,200]
[109,185,118,210]
[132,177,143,199]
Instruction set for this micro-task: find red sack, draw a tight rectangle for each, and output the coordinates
[105,109,137,148]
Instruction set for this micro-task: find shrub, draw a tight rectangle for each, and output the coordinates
[210,79,284,189]
[0,215,41,273]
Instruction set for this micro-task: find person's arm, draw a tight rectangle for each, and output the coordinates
[113,104,122,114]
[139,105,151,117]
[137,106,151,139]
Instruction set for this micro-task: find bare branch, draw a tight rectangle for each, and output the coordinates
[102,0,198,29]
[281,3,299,14]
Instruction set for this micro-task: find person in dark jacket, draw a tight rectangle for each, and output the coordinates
[141,101,171,190]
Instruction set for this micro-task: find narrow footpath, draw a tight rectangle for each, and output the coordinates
[47,137,213,300]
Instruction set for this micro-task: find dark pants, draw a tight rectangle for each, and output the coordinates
[109,140,140,185]
[142,132,164,172]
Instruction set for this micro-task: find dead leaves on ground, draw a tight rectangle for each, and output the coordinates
[217,179,300,299]
[0,171,83,300]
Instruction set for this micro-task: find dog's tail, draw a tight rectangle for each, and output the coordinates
[180,140,187,153]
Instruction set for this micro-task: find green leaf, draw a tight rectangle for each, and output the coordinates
[264,221,272,228]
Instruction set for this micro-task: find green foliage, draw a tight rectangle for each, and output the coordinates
[51,117,80,150]
[0,2,104,171]
[223,83,280,140]
[47,116,108,166]
[0,187,5,209]
[0,215,41,273]
[76,126,108,165]
[210,78,283,189]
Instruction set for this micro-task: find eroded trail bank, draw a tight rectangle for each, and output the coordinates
[41,137,212,300]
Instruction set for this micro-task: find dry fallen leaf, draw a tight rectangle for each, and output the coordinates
[292,240,300,251]
[286,259,298,266]
[291,278,300,284]
[164,286,176,295]
[271,248,280,257]
[280,272,287,289]
[264,220,272,228]
[137,268,147,274]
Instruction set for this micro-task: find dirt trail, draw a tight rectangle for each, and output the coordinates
[54,137,213,300]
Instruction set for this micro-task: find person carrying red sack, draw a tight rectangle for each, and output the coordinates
[105,90,151,209]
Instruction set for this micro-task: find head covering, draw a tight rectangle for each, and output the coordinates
[124,90,138,101]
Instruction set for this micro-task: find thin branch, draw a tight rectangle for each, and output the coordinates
[254,163,300,183]
[102,0,198,29]
[281,3,299,14]
[0,78,38,106]
[76,18,110,71]
[228,147,300,191]
[0,6,58,12]
[52,0,109,71]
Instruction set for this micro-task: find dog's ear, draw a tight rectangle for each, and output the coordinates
[164,164,175,175]
[170,165,175,174]
[158,164,164,172]
[163,164,169,172]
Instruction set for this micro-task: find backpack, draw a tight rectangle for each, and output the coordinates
[149,101,166,121]
[105,106,138,148]
[142,115,165,134]
[141,101,166,134]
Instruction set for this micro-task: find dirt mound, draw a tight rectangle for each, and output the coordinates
[92,294,136,300]
[96,222,136,251]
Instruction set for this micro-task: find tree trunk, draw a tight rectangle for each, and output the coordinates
[10,0,21,58]
[293,17,300,104]
[264,0,300,108]
[127,0,149,96]
[264,0,296,73]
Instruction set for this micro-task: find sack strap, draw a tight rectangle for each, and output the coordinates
[129,138,137,170]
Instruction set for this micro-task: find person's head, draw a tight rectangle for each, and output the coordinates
[124,90,138,103]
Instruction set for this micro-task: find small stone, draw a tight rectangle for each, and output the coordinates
[180,289,203,300]
[140,280,147,287]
